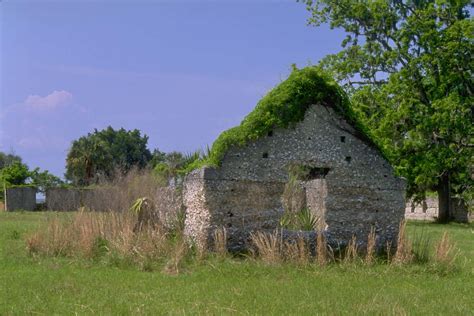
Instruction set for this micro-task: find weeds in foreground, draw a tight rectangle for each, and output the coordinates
[393,220,414,265]
[26,211,459,274]
[434,232,458,267]
[249,224,458,273]
[316,231,329,266]
[365,226,376,265]
[213,228,228,258]
[250,231,283,264]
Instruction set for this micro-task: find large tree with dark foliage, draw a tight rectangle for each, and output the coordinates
[301,0,473,221]
[65,127,152,185]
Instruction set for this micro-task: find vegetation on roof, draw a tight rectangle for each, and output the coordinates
[184,66,381,172]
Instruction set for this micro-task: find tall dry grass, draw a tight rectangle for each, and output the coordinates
[284,236,311,266]
[365,227,376,265]
[250,230,283,264]
[213,228,228,258]
[344,236,359,264]
[434,231,458,267]
[26,210,184,271]
[27,204,460,272]
[251,230,312,265]
[316,231,329,266]
[393,220,414,265]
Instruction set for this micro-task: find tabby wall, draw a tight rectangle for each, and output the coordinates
[183,104,406,249]
[5,187,37,211]
[46,187,183,219]
[405,197,472,223]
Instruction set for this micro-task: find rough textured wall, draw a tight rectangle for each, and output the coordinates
[46,188,82,211]
[155,186,183,225]
[304,179,327,230]
[405,197,472,223]
[81,188,122,212]
[184,104,406,249]
[47,187,183,218]
[5,187,37,211]
[184,169,211,245]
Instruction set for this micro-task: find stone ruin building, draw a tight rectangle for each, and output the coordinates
[182,68,406,250]
[40,67,407,251]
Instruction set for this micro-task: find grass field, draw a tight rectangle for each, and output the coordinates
[0,212,473,315]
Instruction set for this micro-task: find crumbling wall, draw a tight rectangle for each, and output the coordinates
[184,168,285,250]
[46,187,183,217]
[155,186,183,225]
[5,187,37,211]
[304,179,327,230]
[184,104,406,249]
[46,188,82,211]
[405,197,472,223]
[184,169,211,245]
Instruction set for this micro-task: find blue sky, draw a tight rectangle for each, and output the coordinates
[0,0,345,178]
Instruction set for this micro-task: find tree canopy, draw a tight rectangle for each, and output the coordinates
[0,151,62,194]
[301,0,473,221]
[65,127,152,185]
[0,152,22,169]
[0,161,30,186]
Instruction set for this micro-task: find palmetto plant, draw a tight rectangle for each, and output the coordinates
[130,197,153,215]
[279,208,319,231]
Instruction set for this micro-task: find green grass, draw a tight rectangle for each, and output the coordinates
[1,212,473,315]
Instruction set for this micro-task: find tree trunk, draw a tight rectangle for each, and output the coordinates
[437,173,451,223]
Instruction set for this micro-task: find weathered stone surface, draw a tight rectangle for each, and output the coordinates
[183,104,406,250]
[5,187,37,211]
[405,197,472,223]
[46,187,183,220]
[46,188,83,211]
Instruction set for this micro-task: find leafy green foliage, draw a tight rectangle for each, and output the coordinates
[29,168,63,193]
[0,151,63,197]
[279,208,319,231]
[130,197,152,215]
[196,66,377,168]
[65,126,152,185]
[301,0,473,217]
[153,149,207,183]
[0,161,30,186]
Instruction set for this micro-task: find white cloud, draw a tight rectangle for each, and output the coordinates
[24,90,73,110]
[18,137,44,149]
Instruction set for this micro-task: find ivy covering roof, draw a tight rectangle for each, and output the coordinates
[188,66,380,171]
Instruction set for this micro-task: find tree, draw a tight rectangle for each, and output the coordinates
[65,127,152,185]
[301,0,473,221]
[0,161,30,186]
[0,152,22,169]
[30,168,64,193]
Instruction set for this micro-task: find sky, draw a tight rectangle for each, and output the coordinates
[0,0,345,178]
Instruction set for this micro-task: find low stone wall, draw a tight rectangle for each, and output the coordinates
[5,187,37,211]
[155,186,183,225]
[46,187,183,221]
[405,197,472,222]
[46,188,82,211]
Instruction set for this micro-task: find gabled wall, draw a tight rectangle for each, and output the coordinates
[184,104,406,249]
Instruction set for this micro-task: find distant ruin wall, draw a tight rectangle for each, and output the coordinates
[155,186,183,225]
[46,188,82,211]
[46,187,183,218]
[5,187,37,211]
[405,197,472,223]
